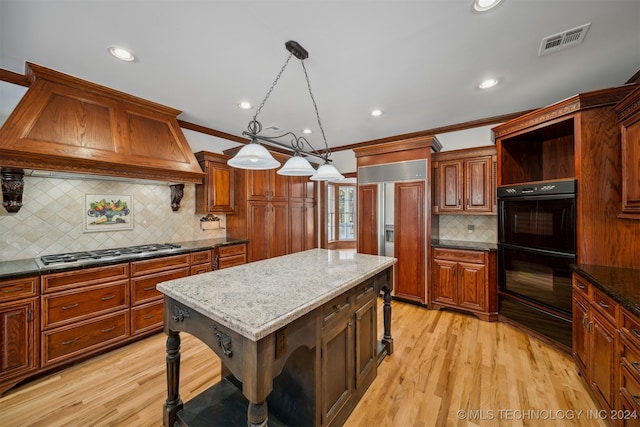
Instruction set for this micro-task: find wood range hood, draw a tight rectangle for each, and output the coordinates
[0,63,205,212]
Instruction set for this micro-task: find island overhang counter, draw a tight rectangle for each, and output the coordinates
[157,249,396,427]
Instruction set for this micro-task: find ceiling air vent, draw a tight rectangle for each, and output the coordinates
[538,23,591,56]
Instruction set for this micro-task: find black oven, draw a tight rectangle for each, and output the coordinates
[497,179,576,348]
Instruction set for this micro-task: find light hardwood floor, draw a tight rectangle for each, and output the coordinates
[0,301,607,427]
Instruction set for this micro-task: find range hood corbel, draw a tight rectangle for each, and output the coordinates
[1,168,24,213]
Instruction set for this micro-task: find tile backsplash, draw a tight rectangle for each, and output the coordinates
[436,214,497,243]
[0,176,226,262]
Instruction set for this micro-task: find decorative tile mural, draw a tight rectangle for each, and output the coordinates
[437,214,497,243]
[0,176,226,262]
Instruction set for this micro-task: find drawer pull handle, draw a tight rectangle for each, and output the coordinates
[101,294,115,301]
[101,326,116,333]
[62,338,78,346]
[359,284,375,296]
[598,300,609,309]
[633,395,640,407]
[61,303,79,310]
[632,329,640,339]
[144,314,155,320]
[632,361,640,374]
[577,283,586,289]
[2,286,25,293]
[143,286,156,291]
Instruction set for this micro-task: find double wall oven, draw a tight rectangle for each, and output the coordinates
[498,179,576,349]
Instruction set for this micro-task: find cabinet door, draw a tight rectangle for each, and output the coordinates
[246,170,271,201]
[457,261,486,312]
[572,291,589,376]
[394,181,426,304]
[432,259,457,306]
[0,297,38,380]
[289,202,305,254]
[247,201,271,262]
[206,162,235,213]
[321,318,353,425]
[438,160,463,212]
[357,184,378,255]
[354,298,376,389]
[620,118,640,216]
[304,203,317,250]
[590,309,617,410]
[464,156,493,213]
[271,202,289,258]
[270,171,289,202]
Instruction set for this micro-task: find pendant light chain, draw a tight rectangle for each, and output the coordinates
[252,52,294,122]
[301,61,330,159]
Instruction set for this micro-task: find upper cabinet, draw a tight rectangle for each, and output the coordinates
[432,146,496,215]
[194,151,235,214]
[0,63,203,183]
[614,85,640,219]
[246,168,289,202]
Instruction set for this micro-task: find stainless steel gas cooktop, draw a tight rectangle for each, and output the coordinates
[38,243,182,267]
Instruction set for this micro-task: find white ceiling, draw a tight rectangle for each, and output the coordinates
[1,0,639,154]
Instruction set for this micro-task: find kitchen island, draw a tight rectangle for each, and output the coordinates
[157,249,396,427]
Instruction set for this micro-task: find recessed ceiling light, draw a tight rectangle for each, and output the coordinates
[107,46,135,62]
[302,128,312,134]
[479,78,499,89]
[370,109,383,117]
[473,0,503,12]
[238,101,253,110]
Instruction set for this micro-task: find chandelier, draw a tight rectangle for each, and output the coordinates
[227,40,344,181]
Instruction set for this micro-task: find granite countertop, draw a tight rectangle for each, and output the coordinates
[572,264,640,317]
[157,249,397,341]
[431,239,498,252]
[0,237,248,281]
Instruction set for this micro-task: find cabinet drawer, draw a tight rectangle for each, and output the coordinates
[218,243,246,257]
[131,267,189,305]
[621,335,640,382]
[620,363,640,410]
[190,250,212,266]
[191,263,212,275]
[42,310,129,367]
[621,308,640,349]
[130,254,190,277]
[131,300,163,335]
[572,274,590,300]
[355,278,376,304]
[42,263,129,293]
[433,248,485,264]
[322,291,353,328]
[218,254,247,269]
[591,287,617,325]
[42,280,129,330]
[0,276,39,302]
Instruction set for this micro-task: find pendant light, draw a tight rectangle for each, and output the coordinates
[228,40,341,180]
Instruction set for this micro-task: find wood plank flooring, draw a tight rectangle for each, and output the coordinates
[0,301,607,427]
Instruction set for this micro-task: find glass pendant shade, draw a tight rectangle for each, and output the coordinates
[310,163,344,181]
[227,142,280,170]
[277,155,316,176]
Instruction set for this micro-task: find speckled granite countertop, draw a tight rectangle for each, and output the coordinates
[431,239,498,252]
[157,249,397,341]
[572,264,640,317]
[0,237,248,280]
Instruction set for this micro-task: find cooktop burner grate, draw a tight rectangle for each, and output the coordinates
[40,243,181,265]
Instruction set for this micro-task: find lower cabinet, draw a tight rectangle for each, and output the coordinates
[320,278,377,426]
[214,243,247,270]
[618,308,640,425]
[0,276,39,396]
[431,248,497,321]
[190,250,212,275]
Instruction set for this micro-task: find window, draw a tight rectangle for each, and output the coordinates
[328,184,356,242]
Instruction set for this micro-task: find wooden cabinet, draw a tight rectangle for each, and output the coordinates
[246,168,289,202]
[432,146,496,214]
[213,243,247,270]
[190,250,212,275]
[0,276,39,396]
[195,151,235,214]
[130,255,190,335]
[40,264,131,368]
[614,85,640,219]
[431,248,497,321]
[618,308,640,425]
[572,273,618,413]
[320,278,377,427]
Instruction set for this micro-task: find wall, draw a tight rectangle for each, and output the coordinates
[436,214,497,243]
[0,176,226,262]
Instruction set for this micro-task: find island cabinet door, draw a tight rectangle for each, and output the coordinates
[321,317,354,426]
[354,297,376,390]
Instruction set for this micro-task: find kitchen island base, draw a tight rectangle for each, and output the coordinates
[159,251,395,427]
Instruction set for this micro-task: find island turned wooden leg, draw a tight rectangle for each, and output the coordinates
[163,330,183,426]
[382,286,394,355]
